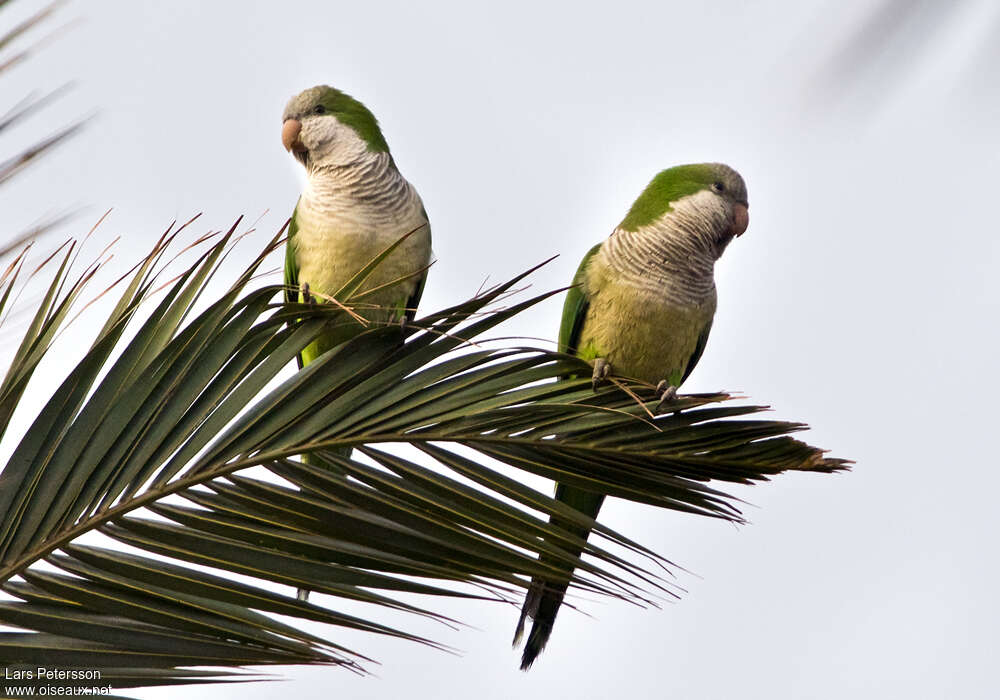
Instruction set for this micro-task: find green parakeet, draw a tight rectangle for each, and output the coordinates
[513,162,749,669]
[281,84,431,366]
[281,85,431,600]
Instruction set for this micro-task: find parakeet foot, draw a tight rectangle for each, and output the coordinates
[301,282,313,304]
[297,588,310,602]
[655,382,678,413]
[591,358,611,391]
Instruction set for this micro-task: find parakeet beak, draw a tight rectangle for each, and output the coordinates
[732,203,749,237]
[281,118,307,161]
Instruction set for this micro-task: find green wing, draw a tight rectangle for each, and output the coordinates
[680,316,713,385]
[284,204,305,370]
[403,266,427,324]
[284,202,300,307]
[401,207,431,324]
[557,243,601,355]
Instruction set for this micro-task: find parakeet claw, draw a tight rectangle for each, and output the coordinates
[591,358,611,390]
[301,282,314,304]
[296,588,310,602]
[656,383,678,413]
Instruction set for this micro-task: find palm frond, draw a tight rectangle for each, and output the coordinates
[0,223,848,694]
[1,0,82,255]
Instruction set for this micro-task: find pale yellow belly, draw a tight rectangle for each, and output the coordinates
[578,279,715,385]
[293,204,431,321]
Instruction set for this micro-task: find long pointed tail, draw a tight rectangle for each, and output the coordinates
[514,485,604,669]
[515,578,570,669]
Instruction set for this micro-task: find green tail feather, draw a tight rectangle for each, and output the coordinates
[516,578,566,670]
[515,485,604,669]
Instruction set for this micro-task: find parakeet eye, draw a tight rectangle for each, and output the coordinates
[712,181,725,193]
[313,104,326,115]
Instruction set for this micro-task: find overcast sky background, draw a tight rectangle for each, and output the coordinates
[2,1,999,698]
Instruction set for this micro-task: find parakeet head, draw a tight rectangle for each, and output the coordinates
[620,163,749,256]
[281,85,390,170]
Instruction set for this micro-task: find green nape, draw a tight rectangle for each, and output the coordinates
[619,163,718,232]
[316,86,390,154]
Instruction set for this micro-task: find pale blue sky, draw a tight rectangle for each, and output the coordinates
[2,1,998,698]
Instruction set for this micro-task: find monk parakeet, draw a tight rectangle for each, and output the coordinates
[281,85,431,600]
[281,84,431,366]
[513,162,749,669]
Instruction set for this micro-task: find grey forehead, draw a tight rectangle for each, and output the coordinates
[282,86,326,120]
[714,164,748,204]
